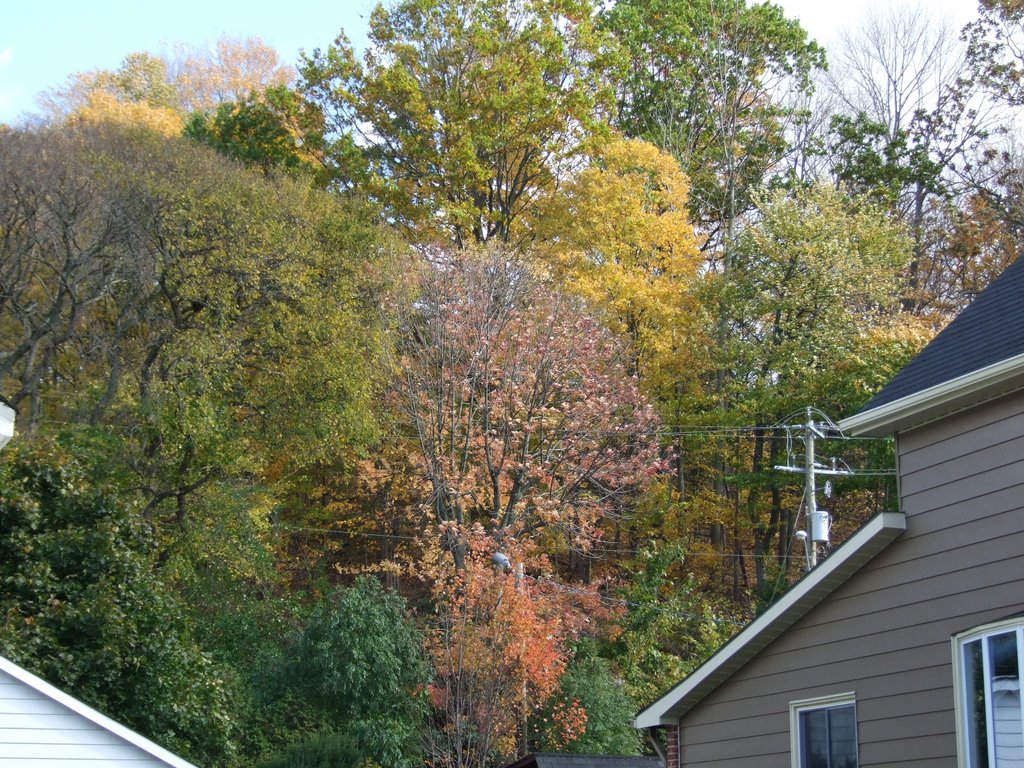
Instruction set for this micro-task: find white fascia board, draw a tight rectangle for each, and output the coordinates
[839,352,1024,437]
[634,511,906,729]
[0,655,199,768]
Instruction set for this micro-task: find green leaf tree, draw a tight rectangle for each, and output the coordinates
[824,7,993,314]
[300,0,618,245]
[0,121,402,555]
[185,85,328,178]
[277,578,429,768]
[0,447,235,765]
[534,640,642,755]
[604,0,824,249]
[964,0,1024,107]
[712,184,911,592]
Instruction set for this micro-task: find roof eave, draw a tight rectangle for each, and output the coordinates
[634,511,906,729]
[840,352,1024,437]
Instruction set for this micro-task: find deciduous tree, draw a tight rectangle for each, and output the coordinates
[604,0,824,252]
[0,121,401,558]
[422,530,594,768]
[395,248,663,570]
[963,0,1024,107]
[0,447,235,765]
[712,184,911,592]
[300,0,617,245]
[533,138,703,396]
[170,34,295,114]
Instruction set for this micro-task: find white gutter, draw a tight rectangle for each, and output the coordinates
[634,511,906,728]
[839,351,1024,437]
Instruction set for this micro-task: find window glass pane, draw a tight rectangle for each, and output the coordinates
[990,631,1019,679]
[964,638,990,768]
[828,705,858,768]
[988,631,1022,766]
[799,704,857,768]
[800,708,830,768]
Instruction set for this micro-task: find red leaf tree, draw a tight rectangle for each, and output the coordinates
[396,248,664,570]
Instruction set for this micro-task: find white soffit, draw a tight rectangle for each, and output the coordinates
[634,511,906,729]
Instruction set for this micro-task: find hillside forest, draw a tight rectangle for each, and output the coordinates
[1,1,1022,766]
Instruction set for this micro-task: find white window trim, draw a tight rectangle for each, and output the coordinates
[789,691,858,768]
[951,616,1024,768]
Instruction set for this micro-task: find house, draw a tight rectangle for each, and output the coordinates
[635,254,1024,767]
[0,654,197,767]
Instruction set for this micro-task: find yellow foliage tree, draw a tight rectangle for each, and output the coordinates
[533,138,704,399]
[73,91,184,137]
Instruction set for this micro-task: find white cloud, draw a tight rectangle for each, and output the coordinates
[0,48,13,69]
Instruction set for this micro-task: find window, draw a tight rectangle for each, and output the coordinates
[954,619,1024,767]
[790,693,859,768]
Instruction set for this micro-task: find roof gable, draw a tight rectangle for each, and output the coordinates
[634,512,905,728]
[0,655,197,768]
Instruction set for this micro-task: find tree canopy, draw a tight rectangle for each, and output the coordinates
[3,1,1023,765]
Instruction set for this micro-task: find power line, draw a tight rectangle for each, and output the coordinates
[526,573,749,628]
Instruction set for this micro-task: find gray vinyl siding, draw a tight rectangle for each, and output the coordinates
[675,389,1024,767]
[0,670,173,766]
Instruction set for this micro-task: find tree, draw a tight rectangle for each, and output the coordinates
[963,0,1024,107]
[532,138,703,394]
[256,733,367,768]
[713,184,911,592]
[278,578,429,768]
[422,531,593,768]
[604,0,825,250]
[534,640,642,756]
[0,125,134,429]
[300,0,617,245]
[40,36,294,122]
[40,52,179,118]
[604,0,825,554]
[824,6,993,313]
[170,34,295,114]
[610,543,736,705]
[0,121,402,558]
[185,85,327,177]
[0,447,235,765]
[394,248,663,570]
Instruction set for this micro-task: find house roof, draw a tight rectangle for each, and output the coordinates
[841,256,1024,436]
[502,753,662,768]
[0,655,198,768]
[634,512,906,728]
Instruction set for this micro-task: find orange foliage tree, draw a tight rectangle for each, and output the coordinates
[421,528,601,768]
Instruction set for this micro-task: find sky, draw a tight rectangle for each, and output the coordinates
[0,0,981,125]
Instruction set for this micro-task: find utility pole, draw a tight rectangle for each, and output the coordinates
[776,407,853,572]
[804,407,819,568]
[516,562,528,758]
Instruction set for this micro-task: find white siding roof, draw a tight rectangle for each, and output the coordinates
[0,656,198,767]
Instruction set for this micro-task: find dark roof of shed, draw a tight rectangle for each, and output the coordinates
[862,256,1024,411]
[502,754,662,768]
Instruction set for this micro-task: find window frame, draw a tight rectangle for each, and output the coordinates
[952,617,1024,768]
[789,691,859,768]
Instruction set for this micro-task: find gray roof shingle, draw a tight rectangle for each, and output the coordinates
[862,256,1024,411]
[502,754,662,768]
